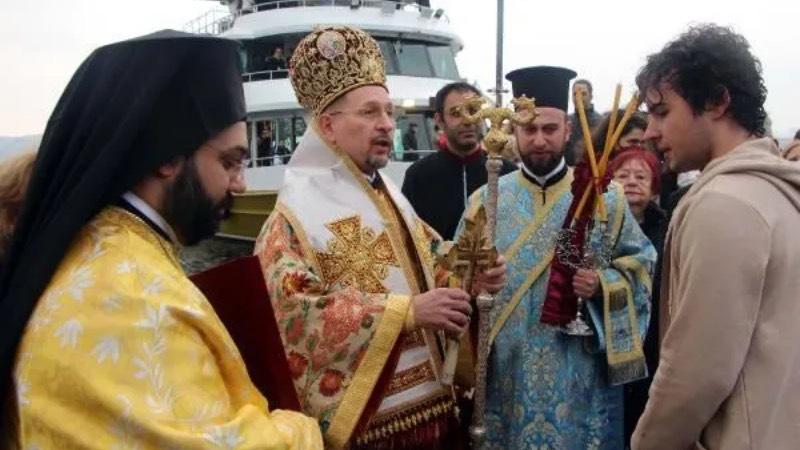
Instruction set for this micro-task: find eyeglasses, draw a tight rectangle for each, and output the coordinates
[327,106,396,123]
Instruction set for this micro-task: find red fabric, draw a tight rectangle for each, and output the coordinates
[539,162,611,326]
[351,340,403,438]
[190,256,302,411]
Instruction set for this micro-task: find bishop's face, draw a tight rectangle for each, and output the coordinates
[515,107,571,175]
[320,85,395,175]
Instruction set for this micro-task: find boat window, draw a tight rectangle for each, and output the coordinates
[240,36,300,79]
[396,43,434,77]
[428,45,459,80]
[378,40,399,75]
[250,116,307,167]
[393,112,436,161]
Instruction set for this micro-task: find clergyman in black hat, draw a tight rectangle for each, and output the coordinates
[455,65,655,448]
[0,31,322,449]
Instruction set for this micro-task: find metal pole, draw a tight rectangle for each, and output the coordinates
[494,0,504,107]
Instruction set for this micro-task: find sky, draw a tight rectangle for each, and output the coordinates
[1,0,798,138]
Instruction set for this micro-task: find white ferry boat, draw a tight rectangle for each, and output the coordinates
[186,0,465,238]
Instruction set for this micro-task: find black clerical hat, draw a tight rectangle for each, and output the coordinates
[505,66,577,111]
[0,30,245,408]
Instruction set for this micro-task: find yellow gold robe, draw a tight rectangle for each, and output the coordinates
[11,207,322,450]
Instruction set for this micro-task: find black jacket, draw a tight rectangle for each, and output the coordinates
[402,148,517,240]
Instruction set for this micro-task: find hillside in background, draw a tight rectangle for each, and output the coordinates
[0,135,41,160]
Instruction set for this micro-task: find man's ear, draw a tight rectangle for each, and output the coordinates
[316,114,337,146]
[706,87,731,120]
[155,157,184,180]
[434,112,445,130]
[564,116,573,143]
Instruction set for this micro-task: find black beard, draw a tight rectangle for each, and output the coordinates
[522,153,563,176]
[162,158,233,246]
[445,126,478,154]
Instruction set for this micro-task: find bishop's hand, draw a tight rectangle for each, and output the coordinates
[411,288,472,336]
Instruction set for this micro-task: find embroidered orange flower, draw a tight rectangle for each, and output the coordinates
[285,315,305,345]
[282,271,311,297]
[319,369,344,397]
[311,351,329,371]
[320,291,383,347]
[287,351,308,380]
[259,217,290,264]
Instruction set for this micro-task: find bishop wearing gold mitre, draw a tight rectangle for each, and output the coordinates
[254,26,506,449]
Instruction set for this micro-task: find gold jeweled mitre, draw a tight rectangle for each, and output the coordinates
[289,26,387,115]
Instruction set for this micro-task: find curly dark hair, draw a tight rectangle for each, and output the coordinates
[434,81,482,118]
[636,23,767,136]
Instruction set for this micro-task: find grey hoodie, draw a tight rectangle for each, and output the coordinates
[633,137,800,450]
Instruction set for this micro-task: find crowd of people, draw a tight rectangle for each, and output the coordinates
[0,22,799,450]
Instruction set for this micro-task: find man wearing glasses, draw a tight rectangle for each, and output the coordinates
[254,26,506,449]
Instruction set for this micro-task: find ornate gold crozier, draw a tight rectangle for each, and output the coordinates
[452,94,537,449]
[437,204,496,388]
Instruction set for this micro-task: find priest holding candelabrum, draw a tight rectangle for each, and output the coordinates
[454,66,656,449]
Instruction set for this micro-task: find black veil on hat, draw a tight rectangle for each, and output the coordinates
[505,65,577,111]
[0,30,246,401]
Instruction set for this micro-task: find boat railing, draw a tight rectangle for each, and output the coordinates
[184,9,236,35]
[244,0,448,22]
[249,149,436,167]
[243,70,290,82]
[185,1,448,35]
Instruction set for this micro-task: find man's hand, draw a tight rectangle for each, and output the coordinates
[573,268,600,299]
[411,288,472,336]
[471,254,507,295]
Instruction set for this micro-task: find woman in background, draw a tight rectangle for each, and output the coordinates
[783,129,800,161]
[0,151,36,262]
[609,148,667,449]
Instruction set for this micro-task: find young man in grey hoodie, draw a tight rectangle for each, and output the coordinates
[631,24,800,450]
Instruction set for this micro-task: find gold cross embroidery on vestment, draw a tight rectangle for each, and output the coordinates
[316,215,399,293]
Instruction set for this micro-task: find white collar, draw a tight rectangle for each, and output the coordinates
[122,191,179,245]
[521,158,566,186]
[364,172,378,184]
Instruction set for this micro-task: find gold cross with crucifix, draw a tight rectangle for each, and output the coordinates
[436,204,497,387]
[438,204,497,301]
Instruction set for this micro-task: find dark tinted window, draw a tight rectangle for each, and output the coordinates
[396,43,433,77]
[378,40,399,75]
[428,45,459,80]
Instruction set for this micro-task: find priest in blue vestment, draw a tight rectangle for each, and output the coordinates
[458,66,656,449]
